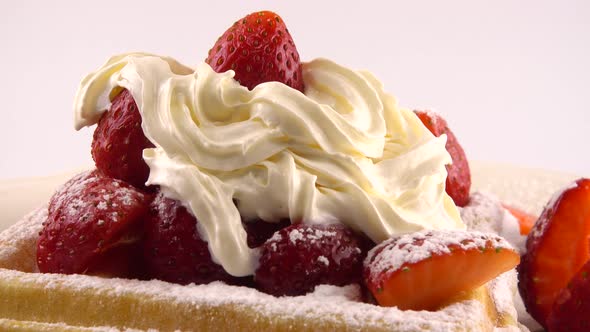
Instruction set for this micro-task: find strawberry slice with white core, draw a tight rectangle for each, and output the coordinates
[364,229,519,311]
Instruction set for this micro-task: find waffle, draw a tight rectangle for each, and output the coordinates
[0,195,526,332]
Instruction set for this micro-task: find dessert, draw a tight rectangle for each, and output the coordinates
[0,206,523,331]
[3,8,581,331]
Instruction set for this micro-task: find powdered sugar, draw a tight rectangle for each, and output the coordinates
[288,228,304,244]
[0,207,46,272]
[487,269,518,322]
[0,318,124,332]
[0,267,499,331]
[460,192,527,253]
[279,227,337,247]
[49,171,147,225]
[317,255,330,266]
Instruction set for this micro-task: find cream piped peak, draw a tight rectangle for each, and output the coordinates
[74,52,464,277]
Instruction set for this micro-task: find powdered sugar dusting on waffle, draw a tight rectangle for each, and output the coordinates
[461,192,527,253]
[0,318,122,332]
[0,207,46,272]
[487,269,519,324]
[365,229,514,286]
[0,268,494,331]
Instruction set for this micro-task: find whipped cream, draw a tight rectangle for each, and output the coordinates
[74,53,464,276]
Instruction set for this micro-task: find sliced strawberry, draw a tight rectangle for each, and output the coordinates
[91,89,154,189]
[518,178,590,328]
[415,110,471,207]
[364,229,519,311]
[143,192,238,285]
[37,170,151,276]
[546,260,590,332]
[502,204,537,235]
[205,10,304,92]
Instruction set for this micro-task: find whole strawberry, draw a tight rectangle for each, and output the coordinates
[255,223,370,296]
[91,89,154,189]
[143,192,237,285]
[415,110,471,207]
[205,10,304,92]
[37,170,151,276]
[243,218,291,248]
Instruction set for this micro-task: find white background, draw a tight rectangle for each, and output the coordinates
[1,0,588,179]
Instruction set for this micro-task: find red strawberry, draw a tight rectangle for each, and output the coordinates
[502,204,537,235]
[242,218,291,248]
[205,10,304,92]
[546,260,590,332]
[518,178,590,328]
[415,110,471,207]
[255,223,370,296]
[143,192,237,285]
[364,229,519,311]
[91,89,154,189]
[37,170,151,277]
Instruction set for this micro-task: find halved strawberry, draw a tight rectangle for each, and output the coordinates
[415,110,471,207]
[205,10,304,92]
[364,229,519,311]
[37,170,151,276]
[502,204,537,235]
[546,260,590,332]
[518,178,590,328]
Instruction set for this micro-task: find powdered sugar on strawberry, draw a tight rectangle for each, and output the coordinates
[365,229,514,286]
[37,171,150,275]
[51,172,142,224]
[285,227,338,246]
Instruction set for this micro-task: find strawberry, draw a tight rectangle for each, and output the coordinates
[143,192,238,285]
[242,218,291,248]
[518,178,590,328]
[364,229,519,311]
[415,110,471,207]
[546,260,590,332]
[255,223,371,296]
[37,170,151,276]
[502,204,537,235]
[205,10,304,92]
[91,89,154,189]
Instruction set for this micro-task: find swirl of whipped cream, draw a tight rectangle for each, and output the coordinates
[74,53,464,276]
